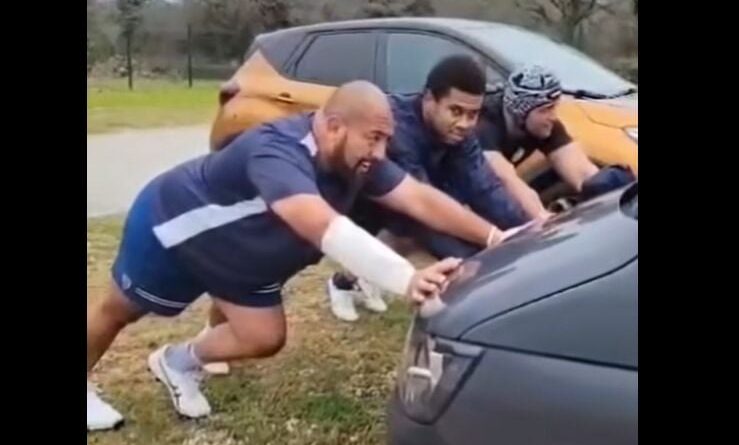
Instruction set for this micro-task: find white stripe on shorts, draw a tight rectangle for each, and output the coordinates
[134,287,189,309]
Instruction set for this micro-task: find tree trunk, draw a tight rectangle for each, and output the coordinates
[126,30,133,90]
[187,24,193,88]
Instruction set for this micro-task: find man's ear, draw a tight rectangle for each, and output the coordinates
[422,90,439,113]
[422,89,434,103]
[325,114,342,133]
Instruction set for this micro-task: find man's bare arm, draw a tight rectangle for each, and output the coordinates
[269,194,459,301]
[484,151,549,219]
[548,142,599,192]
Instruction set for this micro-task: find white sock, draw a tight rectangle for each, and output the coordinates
[165,342,202,372]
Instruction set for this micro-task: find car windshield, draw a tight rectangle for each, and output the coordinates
[467,26,636,96]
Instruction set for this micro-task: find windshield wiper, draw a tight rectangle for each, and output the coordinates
[563,88,637,100]
[607,88,638,98]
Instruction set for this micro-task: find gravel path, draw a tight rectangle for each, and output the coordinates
[87,125,210,217]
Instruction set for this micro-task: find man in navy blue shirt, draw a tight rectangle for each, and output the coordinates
[87,81,509,431]
[326,55,535,322]
[382,55,533,249]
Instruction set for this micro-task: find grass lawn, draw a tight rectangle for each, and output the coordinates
[87,216,418,445]
[87,79,220,134]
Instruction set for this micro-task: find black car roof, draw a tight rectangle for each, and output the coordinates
[263,17,505,36]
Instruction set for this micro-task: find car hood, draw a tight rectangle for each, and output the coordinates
[573,95,638,128]
[425,185,638,339]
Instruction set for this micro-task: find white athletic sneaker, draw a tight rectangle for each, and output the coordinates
[87,382,124,431]
[197,325,231,376]
[148,345,212,419]
[327,277,359,322]
[356,278,387,313]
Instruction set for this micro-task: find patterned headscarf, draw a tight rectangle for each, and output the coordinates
[503,65,562,123]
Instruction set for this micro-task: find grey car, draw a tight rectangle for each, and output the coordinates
[388,183,638,445]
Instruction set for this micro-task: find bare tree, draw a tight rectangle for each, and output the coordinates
[359,0,435,18]
[361,0,404,18]
[88,0,99,71]
[186,0,292,54]
[184,0,257,62]
[515,0,609,48]
[320,1,337,21]
[255,0,293,30]
[117,0,149,89]
[403,0,436,16]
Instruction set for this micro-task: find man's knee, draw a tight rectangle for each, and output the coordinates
[232,323,286,358]
[254,330,286,358]
[224,305,287,358]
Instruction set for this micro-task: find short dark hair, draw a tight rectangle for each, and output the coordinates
[425,54,486,99]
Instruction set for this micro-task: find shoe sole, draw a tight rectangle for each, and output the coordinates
[357,296,388,313]
[361,305,388,313]
[203,362,231,375]
[147,348,209,419]
[326,282,359,322]
[356,281,387,313]
[87,418,124,432]
[356,297,388,314]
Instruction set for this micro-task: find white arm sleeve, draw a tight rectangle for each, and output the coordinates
[320,216,415,296]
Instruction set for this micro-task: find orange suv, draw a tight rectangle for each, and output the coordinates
[211,18,637,196]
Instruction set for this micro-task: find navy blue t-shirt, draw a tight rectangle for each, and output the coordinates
[148,113,405,298]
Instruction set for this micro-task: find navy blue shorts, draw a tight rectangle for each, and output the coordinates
[111,180,282,317]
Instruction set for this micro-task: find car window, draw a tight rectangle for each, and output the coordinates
[468,26,635,95]
[294,33,375,86]
[385,32,503,94]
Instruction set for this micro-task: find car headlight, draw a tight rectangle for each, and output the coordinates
[625,126,638,143]
[396,319,482,423]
